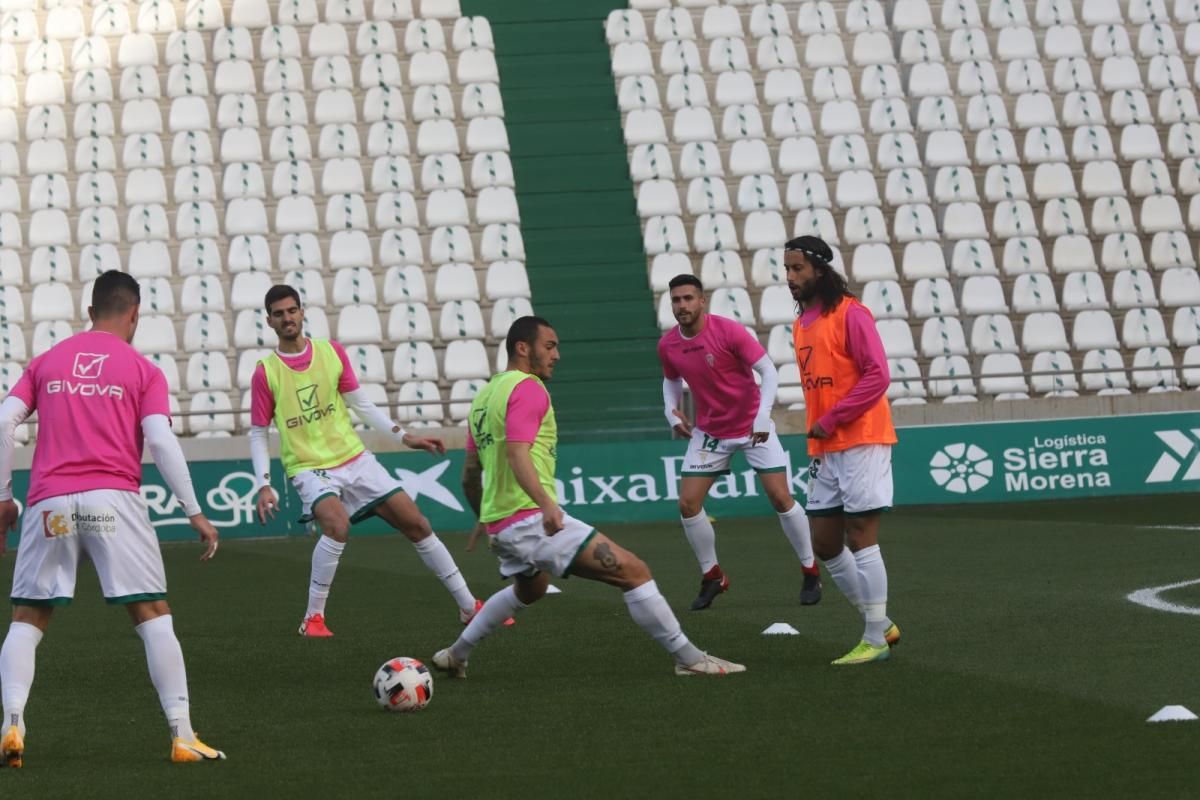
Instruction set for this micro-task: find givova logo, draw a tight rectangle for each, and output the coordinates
[929,443,994,494]
[1146,429,1200,483]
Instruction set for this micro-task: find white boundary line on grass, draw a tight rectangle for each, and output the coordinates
[1127,578,1200,616]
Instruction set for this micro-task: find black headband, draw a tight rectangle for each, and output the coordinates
[784,244,830,263]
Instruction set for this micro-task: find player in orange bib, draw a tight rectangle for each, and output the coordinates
[785,236,901,666]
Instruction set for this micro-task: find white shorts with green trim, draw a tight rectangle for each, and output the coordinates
[804,444,894,517]
[11,489,166,606]
[489,512,596,580]
[291,451,405,524]
[681,423,790,477]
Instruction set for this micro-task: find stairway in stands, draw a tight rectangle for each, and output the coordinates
[464,0,664,442]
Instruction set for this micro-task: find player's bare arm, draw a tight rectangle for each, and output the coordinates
[0,395,30,557]
[461,450,484,518]
[190,514,220,561]
[256,487,279,525]
[460,451,486,551]
[0,500,15,557]
[506,441,563,535]
[402,432,447,455]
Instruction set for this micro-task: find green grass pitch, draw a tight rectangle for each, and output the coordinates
[2,495,1196,798]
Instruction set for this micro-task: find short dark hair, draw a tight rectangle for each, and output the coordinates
[668,274,703,293]
[264,284,301,312]
[505,315,553,358]
[90,270,140,318]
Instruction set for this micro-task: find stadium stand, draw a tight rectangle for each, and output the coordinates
[608,0,1200,407]
[0,0,521,435]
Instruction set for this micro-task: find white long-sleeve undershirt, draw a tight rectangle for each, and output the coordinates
[341,387,406,440]
[249,424,272,492]
[142,414,202,517]
[662,377,684,429]
[0,395,29,501]
[749,354,779,433]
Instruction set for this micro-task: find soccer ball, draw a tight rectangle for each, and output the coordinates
[372,657,433,712]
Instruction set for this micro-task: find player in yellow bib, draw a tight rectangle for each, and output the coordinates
[250,285,484,637]
[431,316,745,678]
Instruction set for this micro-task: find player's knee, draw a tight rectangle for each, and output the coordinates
[515,578,547,605]
[678,498,704,519]
[399,516,433,541]
[767,492,794,514]
[324,525,350,543]
[621,556,652,589]
[814,540,842,562]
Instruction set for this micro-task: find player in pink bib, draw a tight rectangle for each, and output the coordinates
[658,275,821,611]
[0,271,225,764]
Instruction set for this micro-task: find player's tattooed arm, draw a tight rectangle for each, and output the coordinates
[594,541,621,572]
[461,451,483,518]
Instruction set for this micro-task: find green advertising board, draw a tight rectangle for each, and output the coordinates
[4,411,1198,543]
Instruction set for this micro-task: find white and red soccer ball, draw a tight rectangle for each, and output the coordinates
[372,657,433,712]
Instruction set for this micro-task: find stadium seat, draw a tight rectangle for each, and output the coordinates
[186,352,232,392]
[384,302,432,342]
[911,278,958,318]
[132,315,177,355]
[444,340,490,381]
[961,276,1009,314]
[980,353,1029,396]
[861,280,907,319]
[144,354,181,396]
[971,314,1019,353]
[888,357,927,403]
[1111,270,1159,309]
[1182,346,1200,388]
[928,355,976,398]
[1073,310,1121,350]
[286,268,328,307]
[389,341,436,383]
[189,392,236,437]
[1132,346,1179,390]
[1123,308,1170,348]
[1022,312,1071,352]
[1031,350,1080,395]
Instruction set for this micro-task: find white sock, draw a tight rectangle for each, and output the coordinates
[0,622,42,736]
[681,510,719,575]
[777,502,816,569]
[306,535,345,618]
[623,580,704,666]
[854,545,891,646]
[450,585,525,662]
[823,548,864,614]
[413,533,476,612]
[136,615,195,742]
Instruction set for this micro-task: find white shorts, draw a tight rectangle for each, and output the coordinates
[681,423,789,478]
[291,451,405,524]
[489,512,596,579]
[11,489,166,606]
[805,444,894,517]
